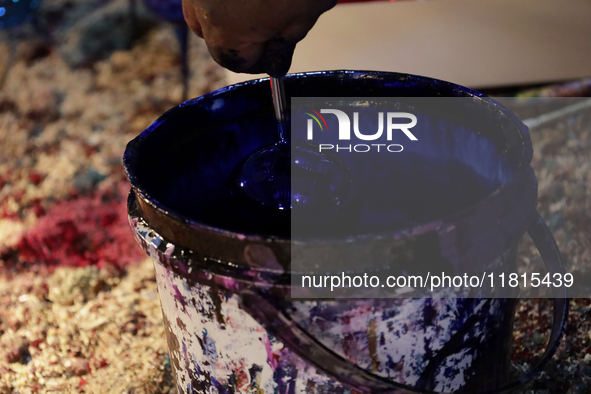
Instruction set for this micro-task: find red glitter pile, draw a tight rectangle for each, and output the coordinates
[3,182,145,272]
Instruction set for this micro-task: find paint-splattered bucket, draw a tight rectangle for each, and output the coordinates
[124,71,568,394]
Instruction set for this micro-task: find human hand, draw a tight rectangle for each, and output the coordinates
[182,0,339,77]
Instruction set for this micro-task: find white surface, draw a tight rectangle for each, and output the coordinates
[224,0,591,89]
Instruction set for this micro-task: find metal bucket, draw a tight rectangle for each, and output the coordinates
[124,71,568,394]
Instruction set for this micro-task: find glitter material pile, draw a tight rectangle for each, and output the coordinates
[0,1,591,393]
[0,0,224,391]
[4,181,145,271]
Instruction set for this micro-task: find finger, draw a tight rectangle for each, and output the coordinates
[257,2,338,77]
[183,1,268,73]
[181,0,339,75]
[255,16,320,77]
[207,41,267,75]
[254,38,296,78]
[209,17,314,76]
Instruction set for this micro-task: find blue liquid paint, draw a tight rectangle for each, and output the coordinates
[127,71,531,240]
[238,141,353,212]
[134,108,504,238]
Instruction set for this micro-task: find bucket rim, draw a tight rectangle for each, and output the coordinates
[123,69,533,257]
